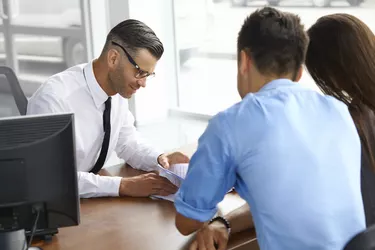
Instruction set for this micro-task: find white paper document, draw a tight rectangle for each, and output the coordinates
[151,163,189,202]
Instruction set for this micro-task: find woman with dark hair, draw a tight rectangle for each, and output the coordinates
[305,13,375,227]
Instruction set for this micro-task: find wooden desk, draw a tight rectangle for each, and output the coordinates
[34,144,259,250]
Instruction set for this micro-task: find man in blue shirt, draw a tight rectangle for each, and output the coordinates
[174,7,365,250]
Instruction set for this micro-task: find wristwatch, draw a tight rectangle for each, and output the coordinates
[209,216,231,236]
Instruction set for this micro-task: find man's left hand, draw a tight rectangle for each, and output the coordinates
[189,221,229,250]
[158,152,190,169]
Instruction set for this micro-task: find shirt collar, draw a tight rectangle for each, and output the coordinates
[258,78,296,93]
[83,61,109,108]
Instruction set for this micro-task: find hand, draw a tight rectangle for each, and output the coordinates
[157,151,190,169]
[119,172,178,197]
[189,221,229,250]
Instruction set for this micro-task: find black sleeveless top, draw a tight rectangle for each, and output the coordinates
[350,104,375,227]
[361,150,375,227]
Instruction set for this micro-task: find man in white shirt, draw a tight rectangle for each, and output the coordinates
[27,19,189,198]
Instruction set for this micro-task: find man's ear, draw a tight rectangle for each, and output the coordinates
[107,49,119,70]
[295,66,304,82]
[239,50,251,77]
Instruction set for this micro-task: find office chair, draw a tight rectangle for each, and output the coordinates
[344,224,375,250]
[0,66,28,115]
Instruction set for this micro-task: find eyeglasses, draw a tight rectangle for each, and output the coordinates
[111,41,155,79]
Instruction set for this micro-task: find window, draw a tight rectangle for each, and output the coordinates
[173,0,375,116]
[0,0,88,118]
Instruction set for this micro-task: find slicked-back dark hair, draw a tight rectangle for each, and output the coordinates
[105,19,164,59]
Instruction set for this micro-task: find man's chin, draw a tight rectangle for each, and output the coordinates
[120,92,133,99]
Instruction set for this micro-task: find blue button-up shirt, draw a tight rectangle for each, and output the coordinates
[175,79,365,250]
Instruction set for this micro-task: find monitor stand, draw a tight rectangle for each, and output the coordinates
[26,228,58,242]
[0,228,28,250]
[0,228,58,250]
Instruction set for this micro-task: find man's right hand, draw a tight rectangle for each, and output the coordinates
[119,173,178,197]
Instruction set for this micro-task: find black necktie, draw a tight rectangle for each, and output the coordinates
[90,97,112,174]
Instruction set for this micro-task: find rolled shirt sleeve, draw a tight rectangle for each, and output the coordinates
[175,113,237,222]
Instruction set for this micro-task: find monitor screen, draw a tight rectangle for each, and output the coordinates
[0,113,80,239]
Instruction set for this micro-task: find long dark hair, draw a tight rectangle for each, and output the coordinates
[305,13,375,172]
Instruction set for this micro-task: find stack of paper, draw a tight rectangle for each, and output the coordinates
[151,163,188,202]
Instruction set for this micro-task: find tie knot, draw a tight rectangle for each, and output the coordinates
[105,97,112,108]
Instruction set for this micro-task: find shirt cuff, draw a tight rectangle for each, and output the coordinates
[79,174,122,198]
[107,176,122,196]
[174,191,218,222]
[144,149,164,171]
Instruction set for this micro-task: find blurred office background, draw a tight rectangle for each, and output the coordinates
[0,0,374,165]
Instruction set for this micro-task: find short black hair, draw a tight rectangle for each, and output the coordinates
[105,19,164,60]
[237,7,309,78]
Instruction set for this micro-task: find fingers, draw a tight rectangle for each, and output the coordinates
[158,155,170,169]
[155,183,178,196]
[152,187,177,196]
[149,170,160,175]
[203,231,216,250]
[176,152,190,163]
[180,153,190,163]
[216,238,228,250]
[154,189,173,196]
[151,176,178,195]
[189,241,198,250]
[170,152,190,164]
[153,186,177,196]
[197,233,207,250]
[215,232,229,250]
[159,176,178,191]
[194,227,223,250]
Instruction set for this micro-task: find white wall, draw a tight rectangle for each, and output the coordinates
[86,0,110,58]
[128,0,178,125]
[102,0,178,166]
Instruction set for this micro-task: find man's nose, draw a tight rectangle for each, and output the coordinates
[137,78,147,88]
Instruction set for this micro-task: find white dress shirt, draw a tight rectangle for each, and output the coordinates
[27,61,163,198]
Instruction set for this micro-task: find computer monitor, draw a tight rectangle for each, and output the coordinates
[0,113,80,250]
